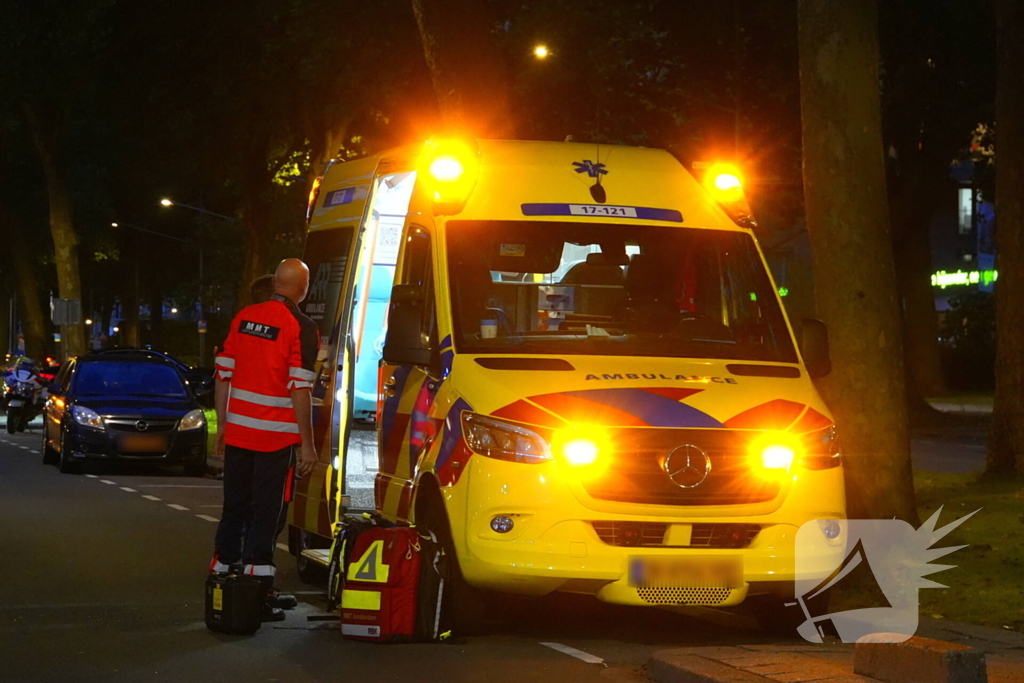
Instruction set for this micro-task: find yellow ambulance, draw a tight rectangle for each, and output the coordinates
[289,139,846,631]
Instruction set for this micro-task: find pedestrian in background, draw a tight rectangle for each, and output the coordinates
[209,258,319,621]
[250,273,275,304]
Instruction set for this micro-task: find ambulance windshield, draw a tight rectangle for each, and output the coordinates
[447,221,797,363]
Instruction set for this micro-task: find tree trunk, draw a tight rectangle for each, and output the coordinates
[9,242,49,361]
[798,0,917,522]
[989,0,1024,476]
[19,101,86,359]
[122,236,140,347]
[299,116,352,243]
[890,155,947,420]
[411,0,514,137]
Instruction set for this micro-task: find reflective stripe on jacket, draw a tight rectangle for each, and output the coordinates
[216,294,319,451]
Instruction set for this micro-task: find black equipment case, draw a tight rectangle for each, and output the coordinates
[205,572,263,635]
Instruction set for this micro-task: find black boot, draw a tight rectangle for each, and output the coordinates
[261,601,286,622]
[268,588,297,610]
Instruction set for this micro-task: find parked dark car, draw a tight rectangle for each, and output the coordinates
[41,351,209,475]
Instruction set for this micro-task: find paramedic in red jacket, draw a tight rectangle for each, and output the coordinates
[211,258,319,620]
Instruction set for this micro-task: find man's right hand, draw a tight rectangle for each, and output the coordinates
[297,442,317,476]
[215,431,226,458]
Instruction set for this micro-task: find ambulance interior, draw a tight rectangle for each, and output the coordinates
[447,221,797,363]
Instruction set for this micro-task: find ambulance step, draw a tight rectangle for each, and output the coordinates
[300,548,331,567]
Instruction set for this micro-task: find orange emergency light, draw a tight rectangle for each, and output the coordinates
[701,163,756,228]
[420,139,480,215]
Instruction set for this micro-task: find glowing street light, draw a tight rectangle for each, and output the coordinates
[171,308,178,314]
[113,326,120,333]
[160,198,173,207]
[85,319,93,325]
[533,44,550,59]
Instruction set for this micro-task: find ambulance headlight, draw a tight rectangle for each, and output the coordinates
[71,405,104,430]
[179,409,206,431]
[462,413,551,464]
[798,425,842,470]
[748,431,799,478]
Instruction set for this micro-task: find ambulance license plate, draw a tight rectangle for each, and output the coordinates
[629,555,742,587]
[119,434,168,453]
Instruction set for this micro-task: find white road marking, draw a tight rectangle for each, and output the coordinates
[540,642,606,665]
[85,474,98,479]
[198,505,222,508]
[136,485,220,489]
[142,495,162,501]
[120,487,137,493]
[100,480,117,485]
[276,543,290,552]
[196,514,219,522]
[167,504,189,511]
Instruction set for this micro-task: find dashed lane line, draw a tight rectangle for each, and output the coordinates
[135,484,220,489]
[142,495,162,501]
[167,504,189,511]
[120,487,137,493]
[196,514,220,523]
[540,643,606,665]
[99,480,117,485]
[85,474,98,479]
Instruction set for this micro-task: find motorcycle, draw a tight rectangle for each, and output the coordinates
[5,379,43,434]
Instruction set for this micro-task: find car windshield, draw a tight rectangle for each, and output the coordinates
[74,361,188,398]
[447,220,797,363]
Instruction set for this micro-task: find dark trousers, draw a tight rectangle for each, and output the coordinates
[215,444,294,567]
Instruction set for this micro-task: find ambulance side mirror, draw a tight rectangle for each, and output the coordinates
[383,285,432,368]
[800,318,832,379]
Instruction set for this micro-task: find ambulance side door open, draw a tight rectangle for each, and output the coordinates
[291,155,380,537]
[376,225,441,522]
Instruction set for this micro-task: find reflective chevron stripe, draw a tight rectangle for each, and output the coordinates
[230,387,293,408]
[226,412,299,433]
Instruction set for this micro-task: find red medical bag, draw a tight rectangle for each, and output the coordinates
[340,526,448,643]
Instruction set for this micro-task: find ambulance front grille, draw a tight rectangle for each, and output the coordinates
[590,522,761,548]
[635,585,734,606]
[580,428,781,506]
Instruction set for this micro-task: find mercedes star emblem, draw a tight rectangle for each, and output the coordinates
[663,444,712,488]
[135,420,149,432]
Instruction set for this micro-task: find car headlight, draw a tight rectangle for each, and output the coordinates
[461,413,551,464]
[179,409,206,431]
[72,405,104,430]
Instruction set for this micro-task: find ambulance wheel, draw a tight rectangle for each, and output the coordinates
[42,431,58,465]
[419,497,488,634]
[749,594,822,639]
[292,527,327,585]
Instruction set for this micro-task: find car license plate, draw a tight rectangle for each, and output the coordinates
[629,555,742,587]
[8,400,22,407]
[119,434,168,453]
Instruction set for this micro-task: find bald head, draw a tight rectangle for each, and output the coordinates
[274,258,311,304]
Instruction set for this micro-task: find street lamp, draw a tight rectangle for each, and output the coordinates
[533,44,550,59]
[159,197,235,222]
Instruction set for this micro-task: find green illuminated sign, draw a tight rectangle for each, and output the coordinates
[931,269,998,289]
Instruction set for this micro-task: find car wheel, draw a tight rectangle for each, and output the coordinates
[292,526,328,585]
[58,428,81,474]
[184,459,206,477]
[42,427,58,465]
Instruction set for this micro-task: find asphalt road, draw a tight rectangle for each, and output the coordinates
[0,414,986,683]
[0,419,790,683]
